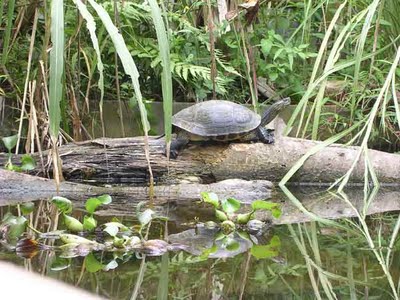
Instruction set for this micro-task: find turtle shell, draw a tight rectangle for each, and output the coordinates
[172,100,261,137]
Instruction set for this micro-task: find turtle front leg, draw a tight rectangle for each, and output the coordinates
[256,127,274,144]
[166,134,190,159]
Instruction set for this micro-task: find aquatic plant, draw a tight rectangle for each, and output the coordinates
[201,191,281,235]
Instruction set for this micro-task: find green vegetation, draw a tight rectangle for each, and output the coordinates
[201,191,281,234]
[1,0,399,151]
[1,0,400,298]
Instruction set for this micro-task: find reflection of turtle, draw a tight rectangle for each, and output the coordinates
[167,98,290,158]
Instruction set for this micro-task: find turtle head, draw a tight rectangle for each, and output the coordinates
[260,97,291,126]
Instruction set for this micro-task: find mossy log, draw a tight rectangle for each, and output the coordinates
[1,135,400,185]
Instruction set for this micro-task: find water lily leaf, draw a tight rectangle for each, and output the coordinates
[200,192,219,208]
[6,163,21,172]
[85,253,104,273]
[103,259,118,271]
[51,196,73,214]
[113,236,125,248]
[237,230,251,241]
[215,209,228,222]
[138,209,155,226]
[59,233,97,245]
[250,244,278,259]
[199,244,218,259]
[251,200,282,218]
[221,198,240,214]
[237,212,253,224]
[20,154,36,171]
[3,215,27,239]
[83,215,97,231]
[85,194,112,214]
[225,238,240,252]
[50,257,70,271]
[20,202,35,215]
[102,222,128,238]
[269,235,281,248]
[250,235,281,259]
[2,134,18,152]
[63,215,83,232]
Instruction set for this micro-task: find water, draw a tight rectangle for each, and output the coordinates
[1,187,400,299]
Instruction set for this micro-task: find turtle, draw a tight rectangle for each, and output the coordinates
[167,97,290,158]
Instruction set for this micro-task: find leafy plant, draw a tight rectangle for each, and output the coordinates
[2,135,36,172]
[259,30,317,82]
[201,192,281,235]
[51,194,112,232]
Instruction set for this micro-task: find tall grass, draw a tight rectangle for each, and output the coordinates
[1,0,15,65]
[148,0,173,147]
[48,0,65,185]
[48,0,64,140]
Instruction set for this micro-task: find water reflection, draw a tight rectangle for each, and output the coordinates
[1,185,400,299]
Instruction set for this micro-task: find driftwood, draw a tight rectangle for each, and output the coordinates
[1,134,400,185]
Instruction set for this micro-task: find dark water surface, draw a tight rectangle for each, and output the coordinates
[1,186,400,300]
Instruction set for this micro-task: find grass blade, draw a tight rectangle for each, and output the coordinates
[148,0,173,145]
[1,0,16,65]
[87,0,154,195]
[73,0,105,133]
[49,0,65,139]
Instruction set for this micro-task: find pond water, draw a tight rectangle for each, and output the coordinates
[1,186,400,299]
[2,100,400,298]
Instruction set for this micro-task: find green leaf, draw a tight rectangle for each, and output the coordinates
[251,200,281,219]
[49,0,64,138]
[1,0,15,64]
[273,48,284,60]
[138,209,155,226]
[148,0,173,145]
[83,215,97,231]
[2,135,18,152]
[201,192,219,208]
[103,260,118,271]
[102,222,127,237]
[86,0,151,140]
[288,53,294,71]
[269,72,278,81]
[225,238,240,252]
[237,230,251,241]
[215,209,228,222]
[237,212,253,224]
[50,257,70,271]
[20,155,36,171]
[250,244,278,259]
[59,233,97,245]
[85,194,112,214]
[260,38,273,55]
[269,235,281,248]
[20,202,35,215]
[51,196,73,214]
[221,198,241,214]
[63,214,83,232]
[73,0,105,120]
[3,215,27,239]
[84,253,104,273]
[252,200,280,211]
[250,235,281,259]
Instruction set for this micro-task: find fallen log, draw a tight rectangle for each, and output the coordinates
[1,134,399,185]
